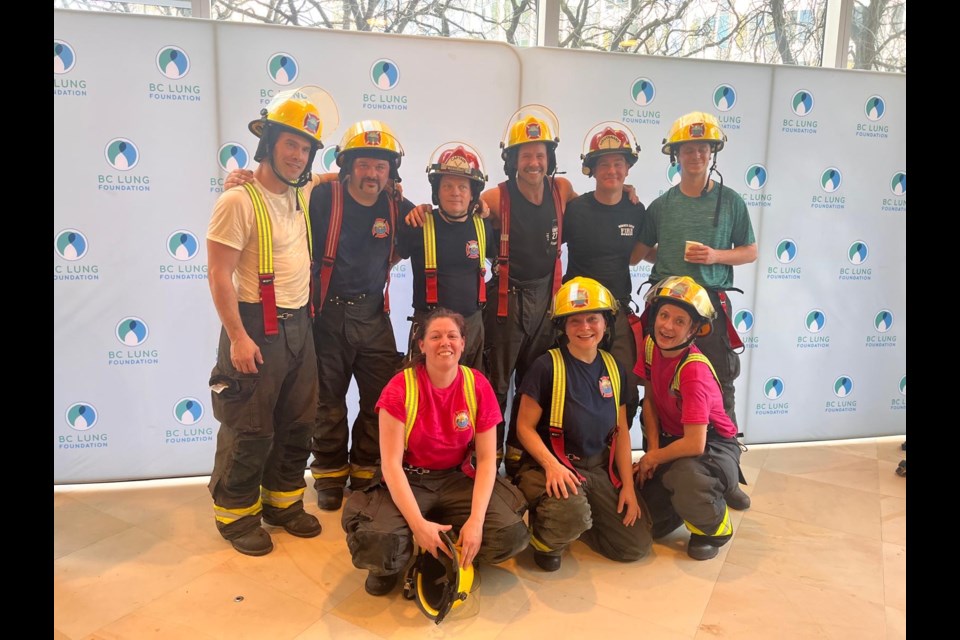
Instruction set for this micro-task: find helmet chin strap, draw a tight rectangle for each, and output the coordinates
[654,335,697,353]
[269,160,311,189]
[437,204,469,222]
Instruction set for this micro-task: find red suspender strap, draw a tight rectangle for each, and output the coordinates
[384,196,399,313]
[259,274,279,336]
[607,426,622,489]
[496,182,511,318]
[550,177,565,297]
[318,181,344,313]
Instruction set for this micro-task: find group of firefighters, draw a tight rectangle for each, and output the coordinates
[204,85,758,615]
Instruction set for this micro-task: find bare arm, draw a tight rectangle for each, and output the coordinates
[516,394,581,498]
[613,404,641,526]
[207,239,262,374]
[685,243,757,267]
[458,427,497,568]
[629,241,655,266]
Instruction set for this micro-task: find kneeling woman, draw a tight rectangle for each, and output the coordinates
[515,277,652,571]
[342,308,529,595]
[634,276,750,561]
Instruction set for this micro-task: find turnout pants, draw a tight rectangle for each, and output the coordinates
[698,290,741,427]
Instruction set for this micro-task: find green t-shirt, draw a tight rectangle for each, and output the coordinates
[640,183,755,290]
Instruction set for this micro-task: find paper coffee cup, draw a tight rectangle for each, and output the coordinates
[684,240,703,260]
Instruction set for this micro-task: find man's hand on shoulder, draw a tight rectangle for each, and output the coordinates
[224,169,255,190]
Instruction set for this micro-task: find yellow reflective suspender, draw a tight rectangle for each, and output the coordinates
[422,212,487,307]
[242,183,311,336]
[402,365,478,449]
[472,214,487,304]
[643,336,721,394]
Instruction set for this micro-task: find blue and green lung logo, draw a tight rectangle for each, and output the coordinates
[218,143,249,172]
[890,171,906,196]
[833,376,853,398]
[805,310,825,333]
[370,59,400,90]
[156,46,189,79]
[54,40,76,74]
[167,230,199,261]
[791,89,813,116]
[267,52,298,85]
[55,229,88,261]
[66,403,98,431]
[744,164,767,190]
[105,138,139,171]
[320,146,338,172]
[174,398,204,425]
[116,317,149,346]
[734,309,754,333]
[764,377,784,400]
[874,310,893,333]
[820,167,842,193]
[631,77,656,106]
[898,375,905,396]
[713,84,736,111]
[865,95,885,121]
[776,239,797,264]
[848,241,868,265]
[666,164,681,186]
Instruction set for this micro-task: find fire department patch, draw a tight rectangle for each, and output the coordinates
[364,131,382,146]
[371,218,390,238]
[465,240,480,259]
[571,288,589,308]
[526,122,542,139]
[618,224,634,237]
[689,123,705,138]
[599,376,614,398]
[454,410,472,431]
[303,113,320,135]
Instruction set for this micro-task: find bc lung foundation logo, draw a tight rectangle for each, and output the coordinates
[174,398,204,425]
[666,164,682,186]
[764,377,784,400]
[55,229,88,261]
[791,90,814,116]
[899,375,906,396]
[370,59,400,90]
[156,46,189,79]
[820,167,842,193]
[833,376,853,398]
[744,164,767,190]
[890,172,906,196]
[865,95,885,121]
[874,310,893,333]
[805,309,825,333]
[734,309,754,333]
[320,146,338,172]
[776,239,797,264]
[713,84,736,111]
[267,52,298,85]
[218,143,249,172]
[848,241,868,265]
[116,317,149,346]
[104,138,139,171]
[167,230,200,261]
[631,77,656,106]
[66,403,98,431]
[54,40,76,74]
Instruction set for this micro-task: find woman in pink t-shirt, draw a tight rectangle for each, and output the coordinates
[633,276,751,561]
[342,308,528,597]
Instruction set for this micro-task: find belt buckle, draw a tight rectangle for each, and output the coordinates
[404,465,427,475]
[277,312,295,320]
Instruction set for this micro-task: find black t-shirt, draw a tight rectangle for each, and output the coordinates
[501,178,559,282]
[518,346,625,459]
[397,211,495,315]
[310,182,415,299]
[563,192,646,301]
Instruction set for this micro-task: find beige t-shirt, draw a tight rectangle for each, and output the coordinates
[207,177,317,309]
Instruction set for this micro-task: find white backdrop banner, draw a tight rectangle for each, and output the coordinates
[55,10,904,483]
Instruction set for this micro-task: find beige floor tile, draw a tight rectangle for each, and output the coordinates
[826,440,879,460]
[54,527,222,639]
[882,542,905,612]
[877,439,906,464]
[885,605,906,640]
[876,460,907,499]
[725,511,885,605]
[54,494,133,560]
[134,564,326,640]
[53,630,71,640]
[699,562,885,640]
[80,611,219,639]
[293,614,385,640]
[62,478,209,526]
[739,444,770,472]
[748,469,881,539]
[762,448,882,494]
[880,496,906,546]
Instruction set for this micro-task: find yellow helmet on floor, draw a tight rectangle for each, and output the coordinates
[644,275,716,337]
[336,119,404,181]
[580,121,640,176]
[661,111,726,156]
[499,104,560,176]
[403,531,474,625]
[552,277,619,321]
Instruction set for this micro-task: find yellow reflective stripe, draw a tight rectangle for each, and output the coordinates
[599,349,620,408]
[297,188,312,261]
[683,506,732,537]
[529,532,554,553]
[673,353,721,393]
[403,367,419,448]
[461,366,477,435]
[472,214,486,268]
[311,466,350,479]
[548,349,565,428]
[242,183,273,276]
[644,335,655,367]
[261,486,305,509]
[350,465,378,480]
[213,498,262,525]
[423,211,437,270]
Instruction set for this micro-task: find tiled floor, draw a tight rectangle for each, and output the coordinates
[54,436,907,639]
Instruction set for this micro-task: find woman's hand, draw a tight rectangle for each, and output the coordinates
[617,484,641,526]
[456,515,484,568]
[410,519,454,560]
[544,460,582,499]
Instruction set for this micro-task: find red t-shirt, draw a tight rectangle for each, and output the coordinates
[635,344,737,439]
[376,365,502,469]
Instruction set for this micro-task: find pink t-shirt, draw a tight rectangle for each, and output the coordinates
[635,345,737,439]
[376,365,502,469]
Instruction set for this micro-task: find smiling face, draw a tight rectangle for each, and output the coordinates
[563,312,607,352]
[419,316,465,368]
[593,154,629,192]
[270,131,313,182]
[515,142,549,187]
[676,141,713,180]
[653,301,698,351]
